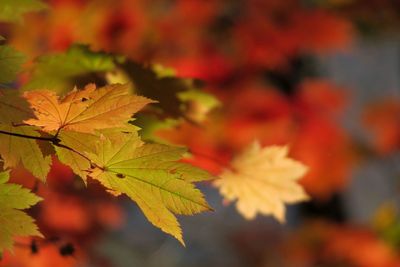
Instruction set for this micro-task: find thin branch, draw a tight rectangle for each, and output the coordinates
[0,128,103,170]
[0,129,57,142]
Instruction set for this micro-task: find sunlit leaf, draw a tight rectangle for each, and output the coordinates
[0,90,50,181]
[0,171,42,254]
[82,129,212,245]
[24,83,154,133]
[214,141,309,222]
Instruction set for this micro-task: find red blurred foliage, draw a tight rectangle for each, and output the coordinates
[95,1,147,55]
[8,0,353,79]
[292,10,353,53]
[324,228,400,267]
[281,222,400,267]
[291,81,355,199]
[40,193,91,233]
[234,6,352,70]
[230,221,400,267]
[0,240,81,267]
[363,98,400,155]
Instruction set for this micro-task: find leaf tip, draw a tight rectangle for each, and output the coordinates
[177,236,186,247]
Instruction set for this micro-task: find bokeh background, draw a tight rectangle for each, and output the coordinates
[1,0,400,266]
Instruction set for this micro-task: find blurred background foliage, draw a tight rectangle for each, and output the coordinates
[1,0,400,266]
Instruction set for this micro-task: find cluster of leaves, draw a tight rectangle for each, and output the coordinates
[0,44,310,251]
[0,80,216,249]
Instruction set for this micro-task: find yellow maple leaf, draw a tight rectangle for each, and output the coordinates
[82,129,212,245]
[0,90,51,181]
[214,141,309,222]
[0,171,42,253]
[23,83,155,133]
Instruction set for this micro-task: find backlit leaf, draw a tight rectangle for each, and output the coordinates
[0,90,50,181]
[24,83,154,133]
[0,125,51,181]
[54,131,96,182]
[214,141,309,222]
[0,171,42,253]
[82,129,212,245]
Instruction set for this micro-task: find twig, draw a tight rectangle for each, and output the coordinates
[0,128,103,170]
[0,129,57,142]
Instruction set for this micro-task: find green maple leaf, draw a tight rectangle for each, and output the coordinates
[24,45,115,93]
[0,0,47,23]
[56,127,212,245]
[0,45,25,84]
[134,114,179,143]
[120,61,220,122]
[0,171,42,254]
[0,90,51,181]
[120,61,196,118]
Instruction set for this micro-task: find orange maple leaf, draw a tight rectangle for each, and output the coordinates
[23,83,155,133]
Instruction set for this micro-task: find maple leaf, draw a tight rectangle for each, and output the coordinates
[0,125,51,181]
[0,89,32,124]
[24,45,115,93]
[0,90,50,181]
[76,129,212,245]
[0,171,42,254]
[121,61,208,118]
[24,83,155,133]
[0,45,25,84]
[178,89,221,123]
[214,141,309,222]
[54,131,96,182]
